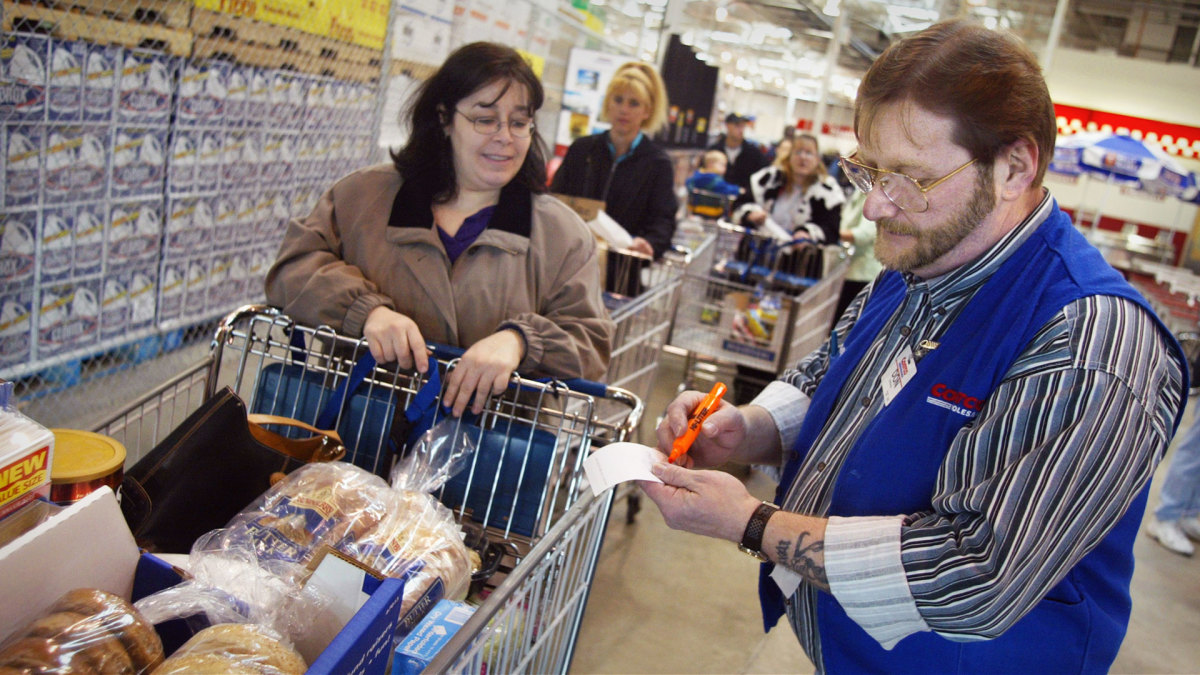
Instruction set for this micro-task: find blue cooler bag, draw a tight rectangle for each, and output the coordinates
[252,349,560,538]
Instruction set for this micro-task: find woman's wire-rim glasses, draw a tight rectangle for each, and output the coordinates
[838,153,977,213]
[456,109,535,138]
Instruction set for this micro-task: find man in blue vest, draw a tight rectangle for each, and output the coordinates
[641,17,1188,674]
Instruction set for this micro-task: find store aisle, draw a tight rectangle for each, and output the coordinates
[572,350,1200,674]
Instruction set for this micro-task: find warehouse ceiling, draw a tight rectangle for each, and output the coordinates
[592,0,1200,100]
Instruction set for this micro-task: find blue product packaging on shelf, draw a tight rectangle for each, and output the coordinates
[1,206,37,284]
[0,280,36,368]
[73,201,106,278]
[47,39,85,122]
[37,277,100,357]
[1,34,48,123]
[4,123,43,209]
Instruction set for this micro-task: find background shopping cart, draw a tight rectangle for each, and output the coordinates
[668,224,849,392]
[92,305,643,674]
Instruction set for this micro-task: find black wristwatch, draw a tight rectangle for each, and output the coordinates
[738,501,779,562]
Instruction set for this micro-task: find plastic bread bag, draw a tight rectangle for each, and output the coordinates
[154,622,307,675]
[341,488,479,615]
[138,462,475,641]
[133,532,326,643]
[0,588,165,673]
[390,416,478,494]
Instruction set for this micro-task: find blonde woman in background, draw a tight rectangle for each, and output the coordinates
[550,62,678,259]
[734,133,844,244]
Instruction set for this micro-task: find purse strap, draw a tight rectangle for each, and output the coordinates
[247,414,346,463]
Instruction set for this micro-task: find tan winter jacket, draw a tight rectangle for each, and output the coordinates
[265,163,613,380]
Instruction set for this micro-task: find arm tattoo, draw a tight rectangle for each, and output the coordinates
[775,532,829,592]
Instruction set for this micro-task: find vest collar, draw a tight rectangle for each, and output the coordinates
[903,190,1054,308]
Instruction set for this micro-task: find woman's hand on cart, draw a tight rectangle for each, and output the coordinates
[443,329,524,417]
[653,389,745,470]
[363,306,429,373]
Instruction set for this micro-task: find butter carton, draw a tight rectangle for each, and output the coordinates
[390,600,476,675]
[72,201,106,278]
[117,49,177,125]
[43,123,108,204]
[38,205,74,283]
[0,281,36,369]
[47,39,85,122]
[4,123,43,209]
[1,34,48,122]
[110,126,168,199]
[0,388,54,521]
[82,42,120,123]
[37,277,100,357]
[177,59,227,128]
[0,208,37,285]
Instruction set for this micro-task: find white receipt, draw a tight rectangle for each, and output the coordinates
[583,442,665,496]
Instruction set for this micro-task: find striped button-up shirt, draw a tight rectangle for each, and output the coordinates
[752,192,1185,670]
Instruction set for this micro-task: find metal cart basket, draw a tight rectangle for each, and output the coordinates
[92,305,643,674]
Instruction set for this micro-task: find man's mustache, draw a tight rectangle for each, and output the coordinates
[877,219,919,236]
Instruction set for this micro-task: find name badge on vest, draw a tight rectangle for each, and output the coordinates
[880,344,916,406]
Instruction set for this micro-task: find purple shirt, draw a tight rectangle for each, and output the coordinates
[438,205,495,264]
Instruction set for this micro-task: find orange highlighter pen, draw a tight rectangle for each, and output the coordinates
[667,382,728,464]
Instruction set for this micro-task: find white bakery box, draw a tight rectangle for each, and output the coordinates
[0,487,407,674]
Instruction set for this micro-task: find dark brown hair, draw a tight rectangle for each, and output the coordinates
[854,18,1055,185]
[390,42,548,202]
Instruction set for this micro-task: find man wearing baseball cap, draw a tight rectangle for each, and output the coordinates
[708,112,768,196]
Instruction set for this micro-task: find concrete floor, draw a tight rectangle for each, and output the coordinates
[571,350,1200,674]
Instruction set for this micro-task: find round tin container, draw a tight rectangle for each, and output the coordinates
[49,429,126,504]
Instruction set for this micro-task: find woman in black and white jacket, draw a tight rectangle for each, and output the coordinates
[733,133,844,244]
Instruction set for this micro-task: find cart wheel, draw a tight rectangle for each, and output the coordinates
[626,492,642,524]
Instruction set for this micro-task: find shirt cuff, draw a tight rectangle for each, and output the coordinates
[825,515,930,649]
[749,381,809,472]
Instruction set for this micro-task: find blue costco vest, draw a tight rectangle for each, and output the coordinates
[761,202,1187,673]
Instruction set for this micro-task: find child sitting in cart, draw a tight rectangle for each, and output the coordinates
[686,150,743,197]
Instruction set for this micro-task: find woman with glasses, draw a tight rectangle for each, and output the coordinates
[266,42,613,416]
[550,61,677,260]
[735,133,845,246]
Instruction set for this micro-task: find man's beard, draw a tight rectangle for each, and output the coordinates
[874,165,996,273]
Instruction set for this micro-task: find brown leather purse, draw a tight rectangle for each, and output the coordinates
[119,386,345,553]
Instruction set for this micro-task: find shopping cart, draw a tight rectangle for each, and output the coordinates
[599,245,696,432]
[668,225,849,390]
[92,305,643,673]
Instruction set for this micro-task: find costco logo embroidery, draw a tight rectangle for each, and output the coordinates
[927,383,980,418]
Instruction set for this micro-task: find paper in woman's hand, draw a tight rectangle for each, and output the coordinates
[583,442,665,496]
